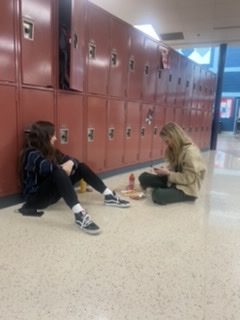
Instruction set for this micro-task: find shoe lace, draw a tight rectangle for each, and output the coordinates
[81,212,93,227]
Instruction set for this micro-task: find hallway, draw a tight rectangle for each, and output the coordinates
[0,133,240,320]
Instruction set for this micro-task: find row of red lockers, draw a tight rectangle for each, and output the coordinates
[0,86,212,197]
[0,0,215,197]
[1,0,216,103]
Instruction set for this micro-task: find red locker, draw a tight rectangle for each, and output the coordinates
[151,105,165,160]
[142,37,158,102]
[124,102,141,164]
[127,28,144,100]
[165,106,175,123]
[86,96,107,172]
[57,93,84,160]
[20,88,54,129]
[0,86,18,195]
[175,107,183,126]
[86,3,110,95]
[139,104,154,161]
[166,49,179,107]
[105,100,125,169]
[21,0,53,86]
[156,45,169,106]
[0,0,16,82]
[108,18,129,98]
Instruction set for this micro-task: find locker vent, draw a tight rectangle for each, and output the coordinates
[160,32,184,41]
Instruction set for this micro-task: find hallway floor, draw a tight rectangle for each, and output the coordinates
[1,133,240,320]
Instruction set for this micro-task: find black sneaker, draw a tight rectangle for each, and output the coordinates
[75,211,100,235]
[17,206,44,217]
[104,192,130,208]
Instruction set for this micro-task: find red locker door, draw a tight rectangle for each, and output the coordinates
[156,68,169,106]
[142,37,158,102]
[57,93,84,160]
[124,102,141,164]
[70,0,85,91]
[0,0,16,82]
[165,106,175,123]
[139,104,154,161]
[151,105,165,160]
[21,0,53,86]
[86,3,110,95]
[127,28,144,100]
[0,86,18,195]
[106,100,125,169]
[108,18,129,98]
[175,107,183,126]
[86,96,107,172]
[166,50,179,107]
[20,88,54,129]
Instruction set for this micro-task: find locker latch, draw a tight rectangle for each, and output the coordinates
[23,19,34,40]
[111,50,117,66]
[140,127,145,137]
[89,42,96,59]
[144,64,149,76]
[60,128,69,144]
[153,127,158,135]
[108,128,115,140]
[126,127,132,138]
[128,57,135,72]
[87,128,95,142]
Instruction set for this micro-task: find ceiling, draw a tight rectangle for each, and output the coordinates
[89,0,240,48]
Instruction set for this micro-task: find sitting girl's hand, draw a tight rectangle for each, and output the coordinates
[153,166,170,176]
[61,160,74,176]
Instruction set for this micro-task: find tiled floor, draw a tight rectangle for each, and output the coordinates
[1,133,240,320]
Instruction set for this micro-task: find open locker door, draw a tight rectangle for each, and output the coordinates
[59,0,85,91]
[69,0,85,91]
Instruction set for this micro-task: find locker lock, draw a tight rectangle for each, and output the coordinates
[88,42,96,59]
[23,19,34,40]
[87,128,95,142]
[144,64,149,75]
[111,51,117,66]
[108,128,115,140]
[126,127,132,138]
[128,57,135,72]
[140,127,145,137]
[60,128,69,144]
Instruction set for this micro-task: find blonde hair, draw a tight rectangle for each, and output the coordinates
[160,122,193,166]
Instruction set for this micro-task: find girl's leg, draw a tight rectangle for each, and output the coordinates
[26,168,79,209]
[70,162,107,193]
[152,187,196,205]
[138,172,168,189]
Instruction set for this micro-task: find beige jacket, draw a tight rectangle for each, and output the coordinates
[167,144,206,197]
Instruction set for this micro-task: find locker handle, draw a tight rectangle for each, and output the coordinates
[126,127,132,138]
[23,19,34,40]
[128,58,135,72]
[88,128,95,142]
[60,128,69,144]
[140,127,145,137]
[153,127,158,135]
[144,64,149,75]
[73,33,78,48]
[111,52,117,66]
[89,43,96,59]
[108,128,115,140]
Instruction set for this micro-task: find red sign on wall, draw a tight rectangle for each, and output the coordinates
[220,98,233,119]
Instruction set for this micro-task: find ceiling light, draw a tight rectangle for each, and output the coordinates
[134,24,160,41]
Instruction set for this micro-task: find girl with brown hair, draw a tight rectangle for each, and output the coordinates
[18,121,130,234]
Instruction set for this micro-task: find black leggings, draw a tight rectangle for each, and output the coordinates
[139,172,196,205]
[25,162,107,210]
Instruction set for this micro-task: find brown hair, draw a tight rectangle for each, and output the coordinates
[160,122,192,166]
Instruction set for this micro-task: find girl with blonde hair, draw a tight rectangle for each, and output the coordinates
[138,122,206,205]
